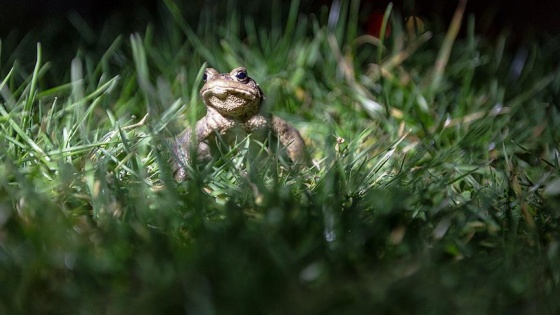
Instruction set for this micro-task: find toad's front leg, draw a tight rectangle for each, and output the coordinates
[271,116,309,165]
[172,116,216,181]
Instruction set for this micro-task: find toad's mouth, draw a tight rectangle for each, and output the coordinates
[202,85,259,100]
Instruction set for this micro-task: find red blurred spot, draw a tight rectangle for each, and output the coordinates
[367,11,391,38]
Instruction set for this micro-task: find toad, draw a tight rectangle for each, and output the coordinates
[172,67,308,181]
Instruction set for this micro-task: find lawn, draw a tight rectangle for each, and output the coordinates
[1,1,559,314]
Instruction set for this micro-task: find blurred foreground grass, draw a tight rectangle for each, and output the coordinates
[1,1,560,314]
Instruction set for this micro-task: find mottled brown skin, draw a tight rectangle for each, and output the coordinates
[172,67,308,181]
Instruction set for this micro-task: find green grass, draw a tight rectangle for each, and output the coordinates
[1,1,560,314]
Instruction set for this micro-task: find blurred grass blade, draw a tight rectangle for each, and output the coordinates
[0,66,13,93]
[130,33,154,97]
[376,3,393,63]
[284,0,301,39]
[430,0,467,91]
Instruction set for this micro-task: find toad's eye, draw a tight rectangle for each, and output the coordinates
[202,73,208,82]
[235,71,247,81]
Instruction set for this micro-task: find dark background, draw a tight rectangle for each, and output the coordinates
[1,0,559,40]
